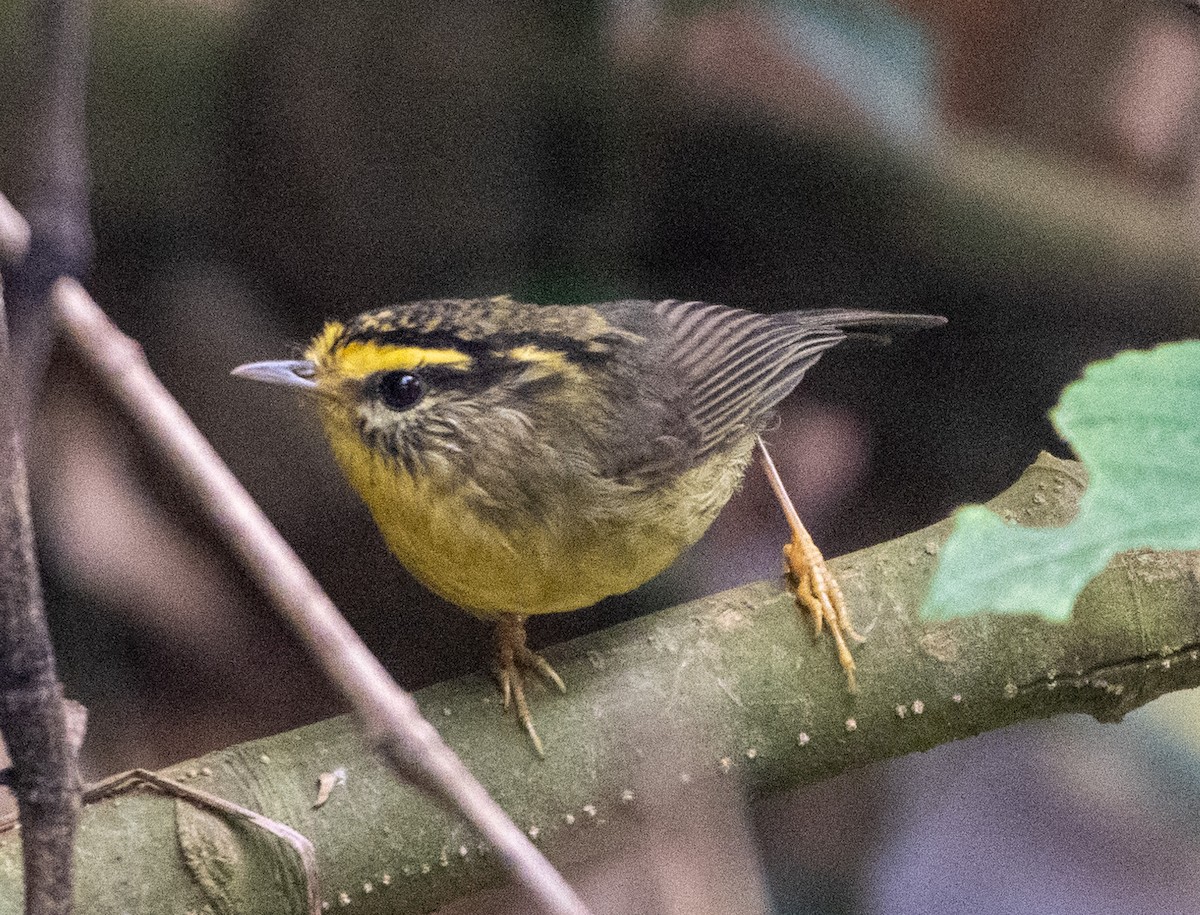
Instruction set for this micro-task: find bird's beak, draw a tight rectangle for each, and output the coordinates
[231,359,318,390]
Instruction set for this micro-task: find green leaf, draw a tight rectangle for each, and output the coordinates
[922,340,1200,621]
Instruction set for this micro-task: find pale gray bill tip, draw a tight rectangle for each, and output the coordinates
[231,359,318,389]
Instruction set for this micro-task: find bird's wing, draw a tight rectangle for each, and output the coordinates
[648,300,944,456]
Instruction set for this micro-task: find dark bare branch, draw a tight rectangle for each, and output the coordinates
[0,3,93,910]
[0,277,80,915]
[5,0,94,425]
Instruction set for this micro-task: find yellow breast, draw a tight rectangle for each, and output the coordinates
[319,407,754,617]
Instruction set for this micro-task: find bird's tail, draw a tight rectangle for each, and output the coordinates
[784,309,947,346]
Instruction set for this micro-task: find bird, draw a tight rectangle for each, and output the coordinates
[233,297,945,754]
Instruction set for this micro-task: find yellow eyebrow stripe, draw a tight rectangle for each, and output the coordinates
[335,341,473,378]
[506,344,566,367]
[505,344,588,383]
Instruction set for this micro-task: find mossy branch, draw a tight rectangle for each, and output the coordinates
[0,453,1196,914]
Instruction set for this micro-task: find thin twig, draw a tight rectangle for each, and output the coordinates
[52,277,592,915]
[84,770,321,915]
[0,276,80,915]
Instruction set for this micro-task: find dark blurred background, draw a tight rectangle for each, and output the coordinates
[4,0,1200,912]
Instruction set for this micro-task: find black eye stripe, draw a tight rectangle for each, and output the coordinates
[368,346,573,408]
[345,328,616,365]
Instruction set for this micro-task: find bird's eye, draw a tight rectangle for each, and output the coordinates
[377,371,425,411]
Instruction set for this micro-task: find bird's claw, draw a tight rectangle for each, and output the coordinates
[493,614,566,757]
[784,535,860,693]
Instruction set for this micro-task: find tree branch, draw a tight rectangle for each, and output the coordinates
[5,0,93,426]
[0,280,80,915]
[51,277,590,915]
[0,453,1193,913]
[0,4,93,911]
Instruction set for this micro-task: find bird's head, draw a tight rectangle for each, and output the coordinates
[232,297,637,480]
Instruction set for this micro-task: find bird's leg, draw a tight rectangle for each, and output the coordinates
[492,612,566,757]
[756,435,862,692]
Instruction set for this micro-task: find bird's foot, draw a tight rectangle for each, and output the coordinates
[784,530,862,693]
[492,613,566,757]
[757,435,863,692]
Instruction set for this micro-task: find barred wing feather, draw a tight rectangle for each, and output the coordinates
[650,299,944,456]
